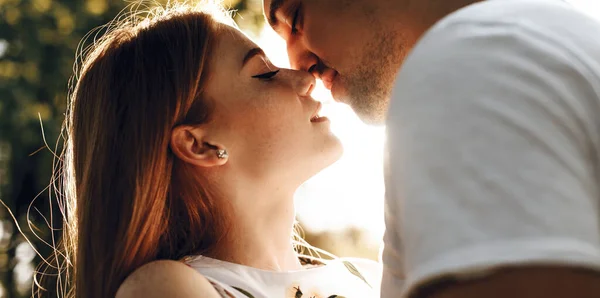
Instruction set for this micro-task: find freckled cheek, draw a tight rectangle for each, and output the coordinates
[255,113,296,140]
[223,92,306,150]
[239,103,289,129]
[238,121,302,162]
[254,113,307,152]
[227,106,290,136]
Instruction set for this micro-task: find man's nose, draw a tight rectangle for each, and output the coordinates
[287,41,320,79]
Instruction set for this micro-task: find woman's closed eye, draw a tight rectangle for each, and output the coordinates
[252,69,280,80]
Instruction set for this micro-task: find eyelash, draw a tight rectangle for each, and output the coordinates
[292,7,300,34]
[252,69,280,80]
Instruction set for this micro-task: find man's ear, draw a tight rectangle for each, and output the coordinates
[170,125,228,168]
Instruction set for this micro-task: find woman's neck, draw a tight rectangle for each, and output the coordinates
[206,186,303,271]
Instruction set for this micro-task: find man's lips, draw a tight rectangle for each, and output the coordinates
[322,78,334,90]
[320,69,338,91]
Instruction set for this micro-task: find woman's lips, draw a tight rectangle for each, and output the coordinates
[311,116,329,123]
[309,102,329,123]
[310,102,322,121]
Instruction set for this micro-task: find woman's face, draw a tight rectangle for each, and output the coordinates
[203,25,342,185]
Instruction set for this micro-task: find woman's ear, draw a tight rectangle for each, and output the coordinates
[170,125,228,168]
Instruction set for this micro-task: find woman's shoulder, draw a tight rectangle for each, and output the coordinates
[116,260,221,298]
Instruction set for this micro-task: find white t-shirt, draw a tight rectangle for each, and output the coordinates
[383,0,600,297]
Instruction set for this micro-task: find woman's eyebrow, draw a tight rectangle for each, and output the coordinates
[242,47,266,68]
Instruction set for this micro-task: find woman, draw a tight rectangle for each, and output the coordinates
[42,2,381,298]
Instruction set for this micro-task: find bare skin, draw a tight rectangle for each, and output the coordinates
[116,261,221,298]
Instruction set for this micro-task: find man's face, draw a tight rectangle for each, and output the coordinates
[263,0,408,124]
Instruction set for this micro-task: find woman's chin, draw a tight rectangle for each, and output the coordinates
[329,139,344,163]
[281,138,344,186]
[307,139,344,178]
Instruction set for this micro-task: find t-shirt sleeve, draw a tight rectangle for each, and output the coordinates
[382,14,600,298]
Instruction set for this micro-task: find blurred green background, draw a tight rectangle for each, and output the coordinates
[0,0,376,296]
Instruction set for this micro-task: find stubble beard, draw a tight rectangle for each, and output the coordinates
[341,29,406,125]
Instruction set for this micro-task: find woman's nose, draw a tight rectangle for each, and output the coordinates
[292,69,316,97]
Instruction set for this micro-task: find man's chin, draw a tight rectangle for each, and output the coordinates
[341,95,388,125]
[329,81,388,125]
[355,110,386,126]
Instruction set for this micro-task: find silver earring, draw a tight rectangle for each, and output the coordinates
[216,149,228,159]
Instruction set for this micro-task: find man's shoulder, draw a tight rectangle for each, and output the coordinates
[431,0,598,42]
[418,0,600,73]
[439,0,575,26]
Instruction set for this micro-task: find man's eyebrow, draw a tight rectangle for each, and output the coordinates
[242,47,265,67]
[268,0,286,27]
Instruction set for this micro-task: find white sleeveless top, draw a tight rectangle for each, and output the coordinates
[186,255,382,298]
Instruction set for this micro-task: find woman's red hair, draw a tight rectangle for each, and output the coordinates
[36,3,233,298]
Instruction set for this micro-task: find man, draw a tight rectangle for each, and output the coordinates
[263,0,600,297]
